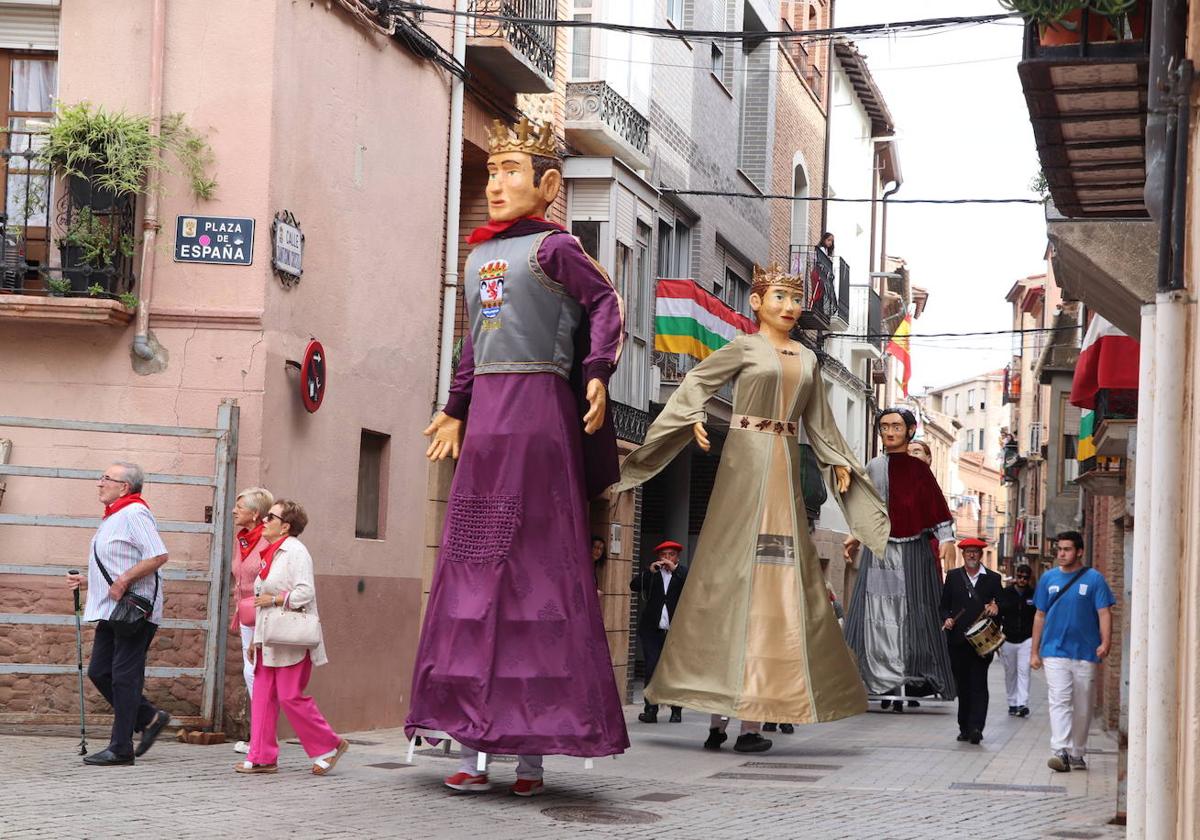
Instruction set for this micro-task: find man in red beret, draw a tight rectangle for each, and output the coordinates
[939,537,1002,744]
[630,540,688,723]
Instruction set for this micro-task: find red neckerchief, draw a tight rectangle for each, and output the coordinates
[258,536,288,580]
[236,522,265,561]
[467,216,562,244]
[103,494,148,519]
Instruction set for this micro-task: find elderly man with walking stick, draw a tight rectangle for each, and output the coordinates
[65,461,171,766]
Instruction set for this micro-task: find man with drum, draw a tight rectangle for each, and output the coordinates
[940,538,1003,744]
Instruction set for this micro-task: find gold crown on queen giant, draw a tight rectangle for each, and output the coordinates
[751,263,807,298]
[487,117,560,160]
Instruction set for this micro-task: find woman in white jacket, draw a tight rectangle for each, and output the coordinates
[234,499,348,775]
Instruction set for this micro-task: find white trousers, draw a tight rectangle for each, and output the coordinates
[1044,657,1096,757]
[998,638,1032,707]
[458,746,544,781]
[239,623,255,698]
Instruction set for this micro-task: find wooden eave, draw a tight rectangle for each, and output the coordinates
[1018,50,1149,219]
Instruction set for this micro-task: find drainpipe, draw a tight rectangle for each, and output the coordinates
[818,0,835,237]
[1141,58,1191,840]
[131,0,167,361]
[435,0,468,409]
[1142,0,1188,220]
[879,177,900,272]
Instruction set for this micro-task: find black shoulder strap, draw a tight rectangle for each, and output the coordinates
[1044,568,1089,616]
[92,543,160,603]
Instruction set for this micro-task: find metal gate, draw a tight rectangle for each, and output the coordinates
[0,400,239,729]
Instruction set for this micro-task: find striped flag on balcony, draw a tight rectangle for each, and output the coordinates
[654,279,757,360]
[1069,315,1139,410]
[887,313,913,397]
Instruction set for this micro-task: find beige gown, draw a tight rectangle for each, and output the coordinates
[614,333,890,723]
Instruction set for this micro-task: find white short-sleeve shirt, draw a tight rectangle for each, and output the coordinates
[85,503,168,624]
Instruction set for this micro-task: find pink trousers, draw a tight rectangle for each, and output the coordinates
[247,653,340,765]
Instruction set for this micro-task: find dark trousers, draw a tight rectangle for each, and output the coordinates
[88,619,160,757]
[948,643,992,735]
[639,627,681,714]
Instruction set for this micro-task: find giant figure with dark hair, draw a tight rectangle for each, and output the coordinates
[843,408,957,703]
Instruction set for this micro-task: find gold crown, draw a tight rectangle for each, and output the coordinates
[751,263,807,297]
[486,117,560,160]
[479,260,508,280]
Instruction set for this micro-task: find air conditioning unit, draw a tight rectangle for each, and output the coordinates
[1024,516,1042,551]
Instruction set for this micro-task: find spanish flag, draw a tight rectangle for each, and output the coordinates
[887,313,913,397]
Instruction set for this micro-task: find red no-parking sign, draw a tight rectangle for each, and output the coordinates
[300,340,326,413]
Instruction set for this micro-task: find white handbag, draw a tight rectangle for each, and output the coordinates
[259,606,321,648]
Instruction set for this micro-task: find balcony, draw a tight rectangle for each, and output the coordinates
[846,284,883,360]
[0,129,136,328]
[653,349,734,405]
[789,245,848,331]
[565,81,650,171]
[466,0,557,93]
[1017,8,1150,218]
[1075,455,1126,496]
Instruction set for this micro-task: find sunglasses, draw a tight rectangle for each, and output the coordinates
[263,513,282,523]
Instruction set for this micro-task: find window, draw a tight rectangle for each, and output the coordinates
[2,52,56,270]
[666,0,684,26]
[615,241,632,317]
[673,220,692,277]
[967,388,976,412]
[572,220,600,261]
[355,430,390,539]
[711,42,725,81]
[570,1,593,79]
[657,219,673,277]
[979,390,987,410]
[1062,434,1080,488]
[790,163,809,246]
[726,267,750,318]
[978,429,986,451]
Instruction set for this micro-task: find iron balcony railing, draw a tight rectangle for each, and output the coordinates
[653,349,734,405]
[835,256,850,324]
[789,244,839,329]
[565,81,650,156]
[846,284,883,351]
[0,128,135,298]
[469,0,557,81]
[1020,4,1151,60]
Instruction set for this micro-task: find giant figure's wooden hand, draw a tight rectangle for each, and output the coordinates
[424,412,464,461]
[834,465,850,494]
[692,422,711,452]
[938,540,957,568]
[843,536,861,563]
[583,379,607,435]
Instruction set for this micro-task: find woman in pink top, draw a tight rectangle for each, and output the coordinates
[230,486,273,754]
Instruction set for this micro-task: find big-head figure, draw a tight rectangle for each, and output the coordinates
[406,118,630,786]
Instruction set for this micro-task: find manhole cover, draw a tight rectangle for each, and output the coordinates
[741,761,841,770]
[366,762,413,769]
[542,806,661,825]
[709,771,822,782]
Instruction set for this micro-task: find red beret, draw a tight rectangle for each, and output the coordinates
[958,538,988,549]
[653,540,684,554]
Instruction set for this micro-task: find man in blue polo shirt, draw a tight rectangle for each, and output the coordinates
[1030,530,1115,773]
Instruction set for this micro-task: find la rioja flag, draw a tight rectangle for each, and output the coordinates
[1069,315,1139,409]
[887,313,913,397]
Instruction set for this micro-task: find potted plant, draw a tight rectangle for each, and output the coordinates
[55,205,135,292]
[999,0,1129,47]
[39,102,217,209]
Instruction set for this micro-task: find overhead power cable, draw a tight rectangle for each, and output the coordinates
[663,188,1045,205]
[831,325,1078,342]
[390,3,1017,43]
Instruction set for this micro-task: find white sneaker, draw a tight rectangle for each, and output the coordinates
[233,740,250,754]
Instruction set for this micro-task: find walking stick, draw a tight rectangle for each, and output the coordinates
[69,570,87,756]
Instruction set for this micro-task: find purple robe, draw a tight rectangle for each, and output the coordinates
[404,223,630,757]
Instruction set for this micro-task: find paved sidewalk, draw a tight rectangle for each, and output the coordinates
[0,668,1123,839]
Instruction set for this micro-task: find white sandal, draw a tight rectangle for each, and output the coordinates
[312,739,349,776]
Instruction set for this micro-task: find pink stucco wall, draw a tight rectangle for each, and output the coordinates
[0,0,452,732]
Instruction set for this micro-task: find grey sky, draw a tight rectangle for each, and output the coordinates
[835,0,1048,393]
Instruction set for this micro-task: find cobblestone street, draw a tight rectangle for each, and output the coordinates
[1,668,1123,839]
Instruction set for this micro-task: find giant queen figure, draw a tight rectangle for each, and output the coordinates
[613,264,890,751]
[405,118,629,795]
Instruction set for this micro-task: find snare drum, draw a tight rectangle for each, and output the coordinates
[964,618,1005,657]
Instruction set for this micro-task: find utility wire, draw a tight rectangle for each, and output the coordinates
[391,3,1018,43]
[664,188,1045,205]
[829,325,1078,341]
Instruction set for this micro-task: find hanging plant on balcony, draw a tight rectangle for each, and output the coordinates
[38,102,218,207]
[54,205,136,293]
[998,0,1140,45]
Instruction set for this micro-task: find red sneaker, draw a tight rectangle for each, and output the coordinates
[510,778,545,797]
[444,771,491,792]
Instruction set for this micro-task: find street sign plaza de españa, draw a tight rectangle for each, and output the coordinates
[174,216,255,265]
